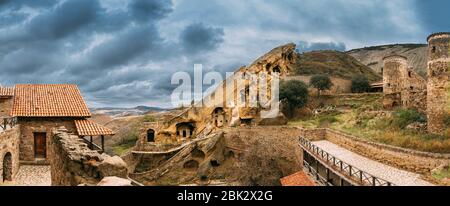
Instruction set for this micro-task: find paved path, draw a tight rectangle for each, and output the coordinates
[10,165,51,186]
[313,140,433,186]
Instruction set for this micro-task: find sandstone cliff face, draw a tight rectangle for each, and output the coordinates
[129,127,303,186]
[348,44,428,78]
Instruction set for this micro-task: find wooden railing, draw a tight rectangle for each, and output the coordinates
[299,136,394,186]
[0,117,18,131]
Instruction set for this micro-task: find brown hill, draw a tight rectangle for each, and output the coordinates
[293,50,382,82]
[347,44,428,78]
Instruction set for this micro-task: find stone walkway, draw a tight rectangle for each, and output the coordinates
[8,165,51,186]
[312,140,434,186]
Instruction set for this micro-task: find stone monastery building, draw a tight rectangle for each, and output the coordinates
[0,84,114,182]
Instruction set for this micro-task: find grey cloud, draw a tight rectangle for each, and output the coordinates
[180,23,224,54]
[128,0,173,23]
[297,41,346,52]
[27,0,101,40]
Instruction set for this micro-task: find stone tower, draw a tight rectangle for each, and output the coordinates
[427,32,450,135]
[382,55,408,109]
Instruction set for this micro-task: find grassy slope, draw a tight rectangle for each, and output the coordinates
[289,94,450,153]
[293,50,382,82]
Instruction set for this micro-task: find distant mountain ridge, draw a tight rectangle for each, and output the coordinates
[91,106,167,117]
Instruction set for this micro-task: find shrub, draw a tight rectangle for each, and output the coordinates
[351,75,370,93]
[142,115,156,122]
[392,108,426,129]
[280,80,309,118]
[310,74,333,96]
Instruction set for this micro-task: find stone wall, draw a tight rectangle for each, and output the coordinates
[50,127,128,186]
[224,126,303,185]
[0,126,20,183]
[299,128,450,174]
[0,97,13,117]
[18,117,79,162]
[382,55,427,111]
[426,33,450,135]
[285,75,352,94]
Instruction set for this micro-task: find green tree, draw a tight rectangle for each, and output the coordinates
[310,74,333,96]
[351,75,370,93]
[279,80,309,118]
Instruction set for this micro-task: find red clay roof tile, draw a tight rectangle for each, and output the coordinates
[75,119,114,136]
[11,84,91,117]
[280,171,316,186]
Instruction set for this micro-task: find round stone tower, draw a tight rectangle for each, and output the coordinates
[382,55,408,108]
[426,32,450,135]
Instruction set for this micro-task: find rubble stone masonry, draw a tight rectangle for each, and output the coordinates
[50,127,128,186]
[18,117,79,162]
[0,97,13,117]
[427,33,450,135]
[0,126,20,182]
[382,55,427,112]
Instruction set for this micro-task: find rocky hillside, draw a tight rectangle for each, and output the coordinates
[347,44,428,78]
[293,50,382,82]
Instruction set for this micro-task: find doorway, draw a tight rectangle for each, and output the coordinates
[34,133,47,158]
[2,152,12,182]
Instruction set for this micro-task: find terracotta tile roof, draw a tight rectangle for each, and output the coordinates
[11,84,91,117]
[280,171,316,186]
[75,119,114,136]
[0,87,14,97]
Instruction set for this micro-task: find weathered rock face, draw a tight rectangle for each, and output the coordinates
[129,127,303,186]
[0,126,20,183]
[96,176,132,186]
[426,33,450,135]
[50,127,128,186]
[134,44,299,152]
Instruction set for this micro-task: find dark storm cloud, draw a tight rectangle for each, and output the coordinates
[0,0,436,107]
[180,23,224,54]
[27,0,101,40]
[0,0,57,10]
[297,41,346,52]
[129,0,173,22]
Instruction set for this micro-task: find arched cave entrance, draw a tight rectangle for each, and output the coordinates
[2,152,12,182]
[272,65,281,74]
[183,160,199,170]
[191,148,206,160]
[147,129,155,142]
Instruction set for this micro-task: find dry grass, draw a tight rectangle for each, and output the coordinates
[289,95,450,153]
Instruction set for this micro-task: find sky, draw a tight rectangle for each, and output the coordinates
[0,0,449,108]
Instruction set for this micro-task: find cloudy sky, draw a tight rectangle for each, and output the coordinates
[0,0,448,108]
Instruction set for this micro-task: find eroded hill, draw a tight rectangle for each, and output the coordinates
[347,44,428,78]
[294,50,381,82]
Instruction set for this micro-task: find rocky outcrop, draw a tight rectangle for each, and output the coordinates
[50,127,128,186]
